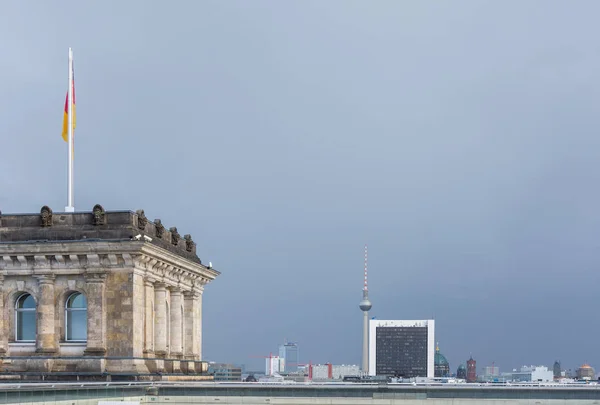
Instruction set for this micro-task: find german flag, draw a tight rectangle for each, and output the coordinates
[61,71,76,142]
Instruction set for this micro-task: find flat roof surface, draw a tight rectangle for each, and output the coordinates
[0,382,599,401]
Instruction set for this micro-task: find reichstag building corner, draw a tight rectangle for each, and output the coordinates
[0,205,220,381]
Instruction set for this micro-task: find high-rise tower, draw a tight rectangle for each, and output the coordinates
[359,245,372,373]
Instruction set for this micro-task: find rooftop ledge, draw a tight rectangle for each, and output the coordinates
[0,205,205,265]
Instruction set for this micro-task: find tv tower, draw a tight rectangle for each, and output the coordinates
[359,244,372,374]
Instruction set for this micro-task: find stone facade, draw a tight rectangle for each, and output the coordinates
[0,207,219,380]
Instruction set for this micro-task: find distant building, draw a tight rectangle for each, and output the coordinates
[208,363,242,381]
[511,365,553,382]
[434,344,450,377]
[577,364,595,380]
[561,369,575,378]
[484,365,499,377]
[265,356,283,376]
[553,361,561,379]
[466,357,477,383]
[368,319,435,378]
[311,364,361,380]
[279,341,299,372]
[456,364,467,380]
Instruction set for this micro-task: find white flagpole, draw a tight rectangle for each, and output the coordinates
[65,47,75,212]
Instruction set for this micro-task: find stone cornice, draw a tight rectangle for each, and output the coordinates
[0,241,219,291]
[138,243,219,278]
[133,244,218,291]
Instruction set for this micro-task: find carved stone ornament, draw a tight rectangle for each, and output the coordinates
[136,209,148,230]
[170,227,180,246]
[40,206,53,227]
[184,234,195,252]
[155,219,164,239]
[92,204,106,225]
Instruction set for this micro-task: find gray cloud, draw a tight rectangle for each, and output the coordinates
[1,0,600,374]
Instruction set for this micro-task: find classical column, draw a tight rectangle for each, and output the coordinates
[0,275,6,354]
[84,273,107,355]
[143,278,155,356]
[169,288,183,357]
[154,283,168,356]
[196,286,204,360]
[35,275,57,353]
[183,291,198,359]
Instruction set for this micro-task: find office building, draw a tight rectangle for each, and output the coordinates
[368,319,435,378]
[208,363,242,381]
[484,365,500,377]
[553,361,561,379]
[311,364,360,380]
[279,341,299,372]
[511,365,553,382]
[265,355,283,375]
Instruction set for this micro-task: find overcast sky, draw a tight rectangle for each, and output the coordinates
[2,1,600,374]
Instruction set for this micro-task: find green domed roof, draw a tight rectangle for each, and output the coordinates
[457,364,466,371]
[435,351,449,366]
[434,344,449,366]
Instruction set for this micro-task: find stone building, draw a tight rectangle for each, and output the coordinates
[0,205,219,380]
[576,364,596,381]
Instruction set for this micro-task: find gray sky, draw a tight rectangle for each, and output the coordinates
[2,0,600,374]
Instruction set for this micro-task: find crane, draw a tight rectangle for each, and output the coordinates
[297,360,313,380]
[249,353,276,376]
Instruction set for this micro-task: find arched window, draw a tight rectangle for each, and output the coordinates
[65,292,87,341]
[15,293,36,341]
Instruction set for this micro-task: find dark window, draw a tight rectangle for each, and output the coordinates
[15,293,36,341]
[66,292,87,341]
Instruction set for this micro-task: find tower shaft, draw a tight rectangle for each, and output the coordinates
[359,244,372,374]
[362,310,369,373]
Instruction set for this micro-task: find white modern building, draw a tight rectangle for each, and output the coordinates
[368,319,435,379]
[511,365,554,382]
[484,366,500,377]
[265,356,283,376]
[311,364,361,380]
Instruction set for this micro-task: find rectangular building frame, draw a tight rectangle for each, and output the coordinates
[368,319,435,379]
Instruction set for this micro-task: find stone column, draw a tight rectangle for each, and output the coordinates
[183,291,196,359]
[0,275,6,354]
[169,288,183,357]
[184,290,204,360]
[192,286,204,374]
[143,278,155,356]
[35,275,57,353]
[154,283,168,356]
[84,273,107,355]
[196,287,204,360]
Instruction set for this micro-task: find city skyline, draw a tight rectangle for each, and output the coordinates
[2,1,600,373]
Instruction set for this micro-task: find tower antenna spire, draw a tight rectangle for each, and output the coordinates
[364,244,368,293]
